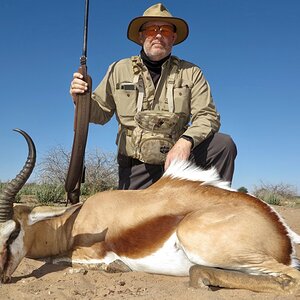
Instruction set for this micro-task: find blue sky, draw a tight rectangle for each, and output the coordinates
[0,0,299,192]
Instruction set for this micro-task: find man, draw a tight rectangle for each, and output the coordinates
[70,3,237,190]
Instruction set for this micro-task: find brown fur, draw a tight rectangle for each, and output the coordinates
[3,176,299,293]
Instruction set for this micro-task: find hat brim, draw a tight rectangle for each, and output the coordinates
[127,16,189,46]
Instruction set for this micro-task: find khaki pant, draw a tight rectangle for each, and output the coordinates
[118,132,237,190]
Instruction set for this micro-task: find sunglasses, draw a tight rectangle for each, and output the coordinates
[140,25,175,38]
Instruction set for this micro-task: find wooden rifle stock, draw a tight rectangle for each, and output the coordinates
[65,64,92,204]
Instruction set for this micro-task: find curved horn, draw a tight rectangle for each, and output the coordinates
[0,129,36,223]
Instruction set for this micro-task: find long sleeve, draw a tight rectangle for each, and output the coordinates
[89,63,117,125]
[179,63,220,148]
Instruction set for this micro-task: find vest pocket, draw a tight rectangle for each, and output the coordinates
[173,86,191,114]
[115,89,138,116]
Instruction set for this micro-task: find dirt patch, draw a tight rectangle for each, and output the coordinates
[0,206,299,300]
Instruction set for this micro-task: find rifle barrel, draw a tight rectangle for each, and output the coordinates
[81,0,89,65]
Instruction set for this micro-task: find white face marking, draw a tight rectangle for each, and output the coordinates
[5,228,26,276]
[0,220,17,270]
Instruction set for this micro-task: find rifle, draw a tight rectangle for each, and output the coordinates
[65,0,92,204]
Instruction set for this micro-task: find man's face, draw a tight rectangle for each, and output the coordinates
[139,21,177,61]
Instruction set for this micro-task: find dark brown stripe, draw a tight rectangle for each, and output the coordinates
[106,215,184,258]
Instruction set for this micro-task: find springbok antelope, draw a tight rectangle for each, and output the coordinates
[0,129,299,294]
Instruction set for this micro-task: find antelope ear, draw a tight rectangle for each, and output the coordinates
[28,203,82,225]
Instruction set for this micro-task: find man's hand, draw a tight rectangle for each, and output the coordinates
[164,138,193,170]
[70,72,89,102]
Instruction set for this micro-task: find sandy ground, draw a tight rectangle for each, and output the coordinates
[0,205,299,300]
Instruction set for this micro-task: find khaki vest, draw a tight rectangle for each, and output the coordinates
[122,56,185,164]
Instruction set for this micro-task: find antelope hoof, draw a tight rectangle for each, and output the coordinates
[197,278,213,290]
[106,260,132,273]
[275,274,297,292]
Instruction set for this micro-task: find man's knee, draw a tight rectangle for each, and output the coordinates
[191,132,237,166]
[217,133,237,158]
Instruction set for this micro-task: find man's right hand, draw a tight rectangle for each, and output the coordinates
[70,72,89,102]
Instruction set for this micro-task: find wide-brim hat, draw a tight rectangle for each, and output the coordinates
[127,3,189,46]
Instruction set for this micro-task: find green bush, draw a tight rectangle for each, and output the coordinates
[253,182,298,206]
[264,193,282,206]
[15,183,39,203]
[35,184,65,204]
[81,180,115,197]
[254,189,283,206]
[19,183,39,195]
[237,186,248,194]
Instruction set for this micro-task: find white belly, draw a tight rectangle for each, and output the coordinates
[118,233,194,276]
